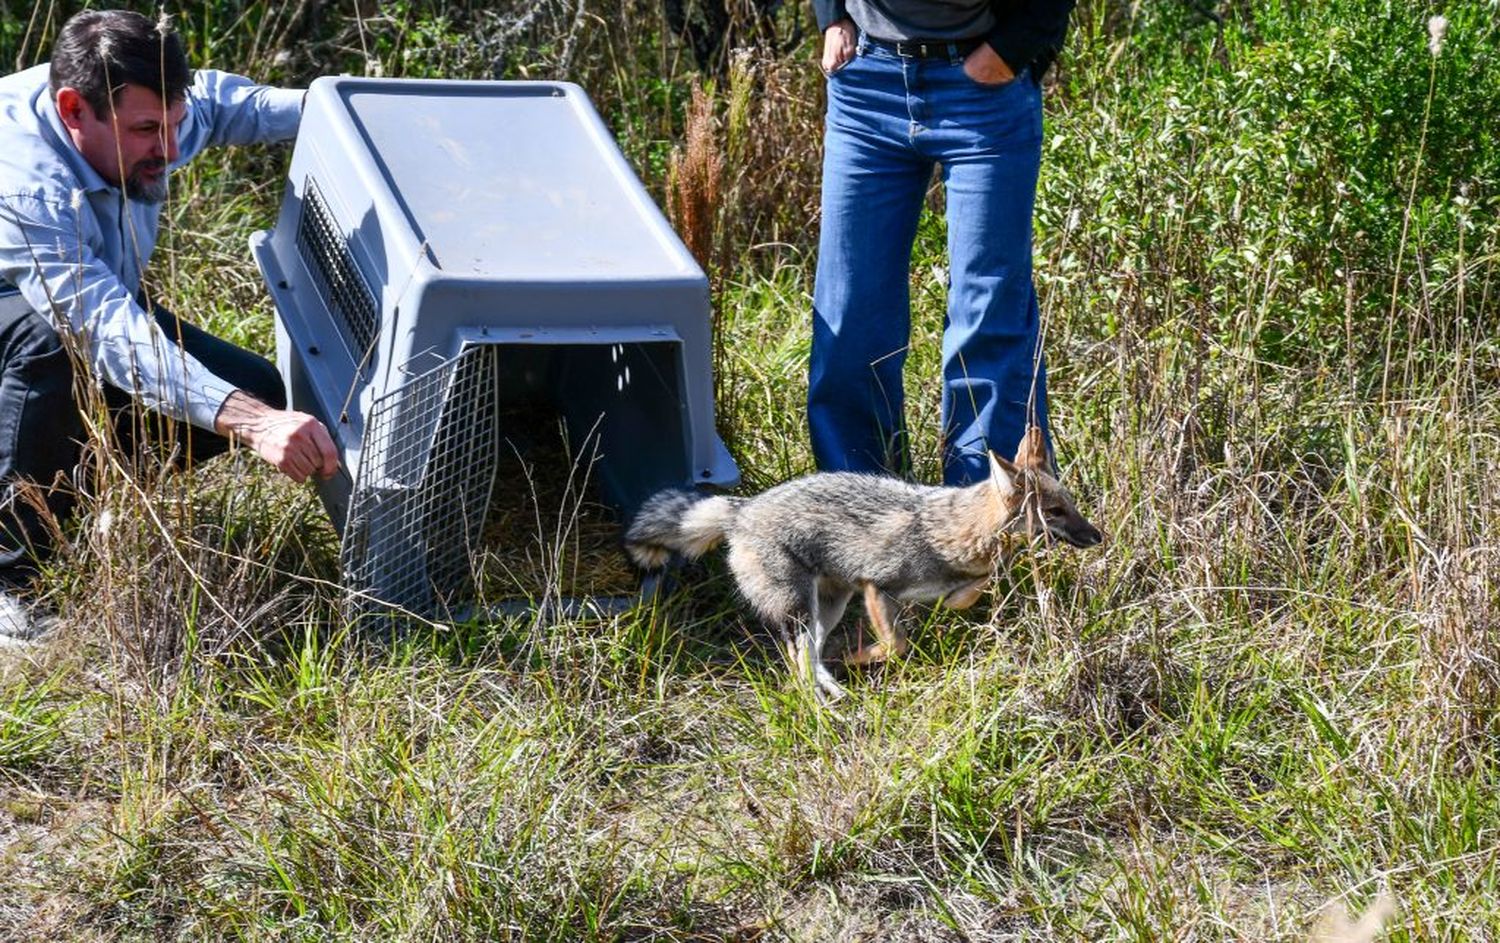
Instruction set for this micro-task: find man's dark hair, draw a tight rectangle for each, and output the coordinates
[48,9,191,116]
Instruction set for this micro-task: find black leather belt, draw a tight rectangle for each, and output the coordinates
[866,35,986,59]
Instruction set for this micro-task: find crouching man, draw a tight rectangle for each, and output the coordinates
[0,9,338,642]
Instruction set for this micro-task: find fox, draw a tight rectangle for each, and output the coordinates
[624,427,1103,699]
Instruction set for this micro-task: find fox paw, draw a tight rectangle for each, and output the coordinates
[845,641,897,666]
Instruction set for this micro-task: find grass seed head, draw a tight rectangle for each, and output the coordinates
[1427,15,1448,56]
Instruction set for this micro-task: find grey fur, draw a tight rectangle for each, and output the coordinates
[625,489,746,568]
[625,458,1101,699]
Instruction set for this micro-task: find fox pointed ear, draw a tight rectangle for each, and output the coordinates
[988,450,1019,498]
[1014,426,1049,471]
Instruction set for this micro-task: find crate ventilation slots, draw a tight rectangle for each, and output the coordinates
[252,77,738,617]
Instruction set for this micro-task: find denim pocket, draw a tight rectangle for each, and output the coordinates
[823,52,857,78]
[960,62,1029,90]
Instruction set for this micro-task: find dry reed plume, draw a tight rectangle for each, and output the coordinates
[667,82,723,276]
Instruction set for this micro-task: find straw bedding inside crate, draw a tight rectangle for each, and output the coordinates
[476,408,640,602]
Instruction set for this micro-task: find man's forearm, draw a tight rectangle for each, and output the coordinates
[215,390,339,483]
[213,389,276,438]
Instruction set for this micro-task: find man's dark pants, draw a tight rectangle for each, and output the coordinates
[0,293,285,582]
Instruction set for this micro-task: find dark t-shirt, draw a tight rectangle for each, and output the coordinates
[847,0,996,41]
[815,0,1076,75]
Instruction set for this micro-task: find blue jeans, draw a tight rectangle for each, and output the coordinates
[810,38,1050,485]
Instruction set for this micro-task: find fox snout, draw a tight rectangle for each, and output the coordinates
[1060,516,1104,549]
[1039,498,1104,549]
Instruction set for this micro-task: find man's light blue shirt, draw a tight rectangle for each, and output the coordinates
[0,64,301,430]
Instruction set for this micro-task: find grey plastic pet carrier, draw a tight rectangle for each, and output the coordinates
[251,77,738,617]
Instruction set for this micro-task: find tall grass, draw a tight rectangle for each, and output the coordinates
[2,1,1499,939]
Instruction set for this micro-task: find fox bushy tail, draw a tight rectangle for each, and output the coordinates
[624,489,742,569]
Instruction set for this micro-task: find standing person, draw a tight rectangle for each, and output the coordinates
[809,0,1074,484]
[0,9,338,641]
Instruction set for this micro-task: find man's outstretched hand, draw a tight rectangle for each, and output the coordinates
[215,390,339,483]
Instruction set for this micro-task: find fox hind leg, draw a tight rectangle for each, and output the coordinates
[728,541,850,701]
[788,582,853,701]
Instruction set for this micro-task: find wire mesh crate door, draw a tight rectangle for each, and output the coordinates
[343,345,503,616]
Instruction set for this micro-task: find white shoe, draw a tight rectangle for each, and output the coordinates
[0,590,53,647]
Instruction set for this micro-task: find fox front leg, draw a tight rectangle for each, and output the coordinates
[845,583,909,666]
[942,577,989,611]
